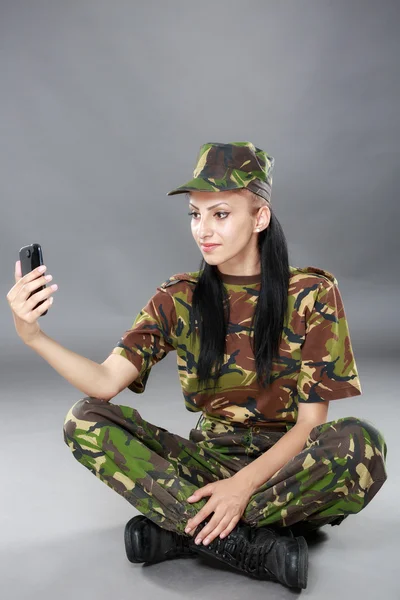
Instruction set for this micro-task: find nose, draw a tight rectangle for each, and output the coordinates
[195,216,214,240]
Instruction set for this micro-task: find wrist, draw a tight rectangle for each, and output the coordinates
[232,468,257,496]
[23,330,44,348]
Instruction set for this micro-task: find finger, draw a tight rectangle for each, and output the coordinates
[15,260,38,284]
[186,502,215,534]
[219,515,241,539]
[32,295,54,317]
[9,261,37,303]
[188,484,212,502]
[12,263,47,298]
[187,506,213,533]
[201,514,233,546]
[18,272,52,305]
[187,491,202,502]
[194,509,225,543]
[26,283,56,310]
[15,260,22,281]
[21,263,47,284]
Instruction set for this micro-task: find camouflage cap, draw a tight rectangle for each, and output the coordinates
[166,141,275,203]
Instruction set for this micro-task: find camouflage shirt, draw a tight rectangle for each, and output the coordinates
[111,266,362,431]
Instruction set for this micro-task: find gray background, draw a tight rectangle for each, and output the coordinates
[1,1,398,599]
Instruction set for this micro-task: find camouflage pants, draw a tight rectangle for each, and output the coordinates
[63,397,388,536]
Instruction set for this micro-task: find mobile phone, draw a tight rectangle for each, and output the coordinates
[19,243,48,317]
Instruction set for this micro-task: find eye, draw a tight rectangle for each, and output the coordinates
[187,211,229,219]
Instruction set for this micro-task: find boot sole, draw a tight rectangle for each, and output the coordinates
[294,535,308,590]
[124,515,148,563]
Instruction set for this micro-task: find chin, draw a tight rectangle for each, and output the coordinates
[202,256,220,265]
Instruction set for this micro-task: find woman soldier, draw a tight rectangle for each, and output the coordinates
[7,142,388,590]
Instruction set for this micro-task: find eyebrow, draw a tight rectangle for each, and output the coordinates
[189,202,230,210]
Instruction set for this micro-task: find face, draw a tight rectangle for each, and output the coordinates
[187,190,270,273]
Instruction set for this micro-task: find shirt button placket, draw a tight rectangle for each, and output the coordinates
[243,429,253,455]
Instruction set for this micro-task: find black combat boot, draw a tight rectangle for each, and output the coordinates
[188,519,308,589]
[124,515,197,564]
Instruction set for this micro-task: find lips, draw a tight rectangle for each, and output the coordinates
[201,244,220,250]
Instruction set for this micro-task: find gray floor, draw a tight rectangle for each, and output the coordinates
[1,354,397,599]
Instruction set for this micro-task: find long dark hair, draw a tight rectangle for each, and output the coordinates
[190,189,290,395]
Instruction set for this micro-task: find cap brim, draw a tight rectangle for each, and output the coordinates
[166,177,243,196]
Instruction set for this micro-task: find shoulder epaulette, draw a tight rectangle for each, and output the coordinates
[292,265,338,285]
[159,271,199,289]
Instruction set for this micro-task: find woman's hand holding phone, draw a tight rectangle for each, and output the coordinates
[6,261,58,345]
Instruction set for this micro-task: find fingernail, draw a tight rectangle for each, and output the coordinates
[195,538,201,545]
[185,527,190,533]
[38,265,46,272]
[203,538,210,545]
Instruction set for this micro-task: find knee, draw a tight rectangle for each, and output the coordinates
[62,396,105,443]
[62,396,142,444]
[339,416,387,455]
[334,416,388,480]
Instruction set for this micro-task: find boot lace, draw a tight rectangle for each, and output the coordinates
[164,530,194,558]
[209,531,277,579]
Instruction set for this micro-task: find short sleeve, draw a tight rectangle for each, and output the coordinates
[111,287,177,394]
[297,279,362,403]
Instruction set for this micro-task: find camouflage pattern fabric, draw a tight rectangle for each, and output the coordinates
[166,141,275,203]
[63,397,388,535]
[111,266,362,433]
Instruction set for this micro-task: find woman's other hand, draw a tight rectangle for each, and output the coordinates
[184,476,253,546]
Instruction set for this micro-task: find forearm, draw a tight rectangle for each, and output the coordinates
[25,331,113,400]
[233,422,315,494]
